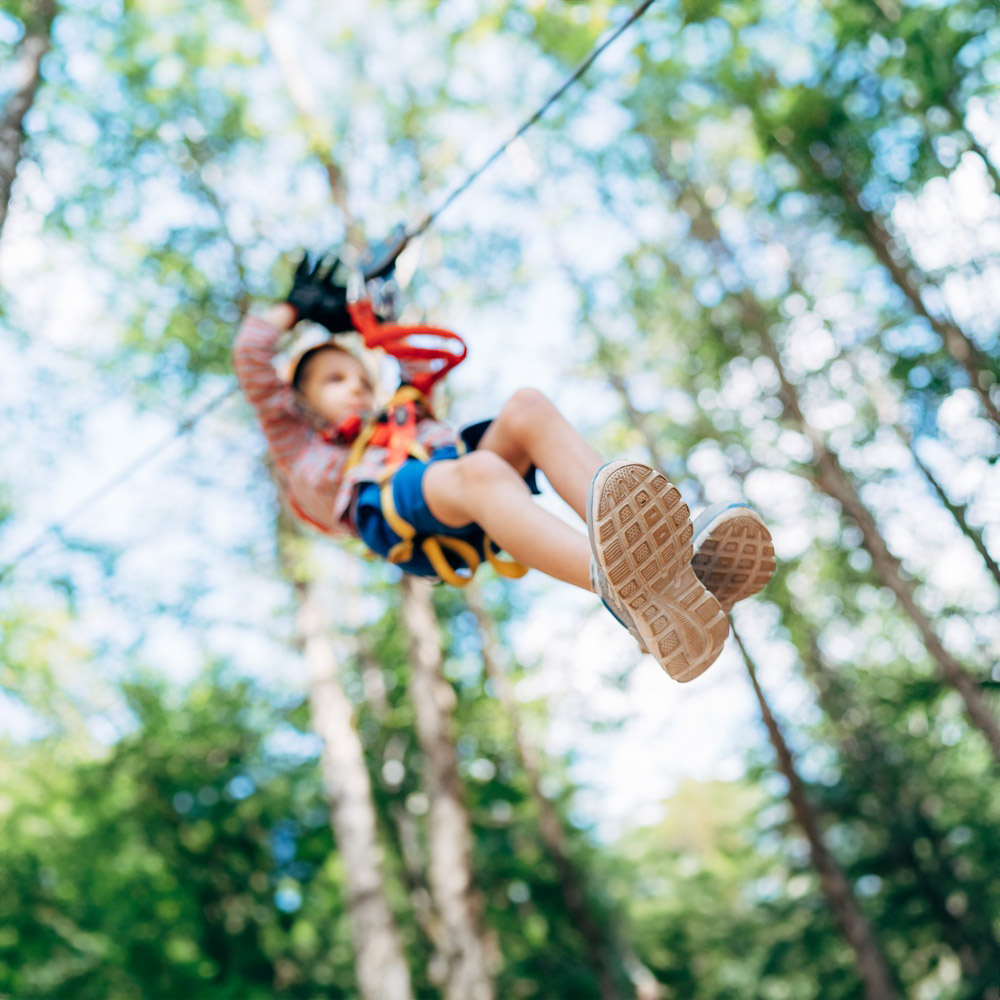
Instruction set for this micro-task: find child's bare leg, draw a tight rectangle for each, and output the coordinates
[476,388,601,521]
[422,452,592,590]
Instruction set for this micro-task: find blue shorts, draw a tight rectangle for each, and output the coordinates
[353,419,540,579]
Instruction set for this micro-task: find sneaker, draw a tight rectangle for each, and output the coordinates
[691,503,776,613]
[589,556,648,655]
[587,460,729,683]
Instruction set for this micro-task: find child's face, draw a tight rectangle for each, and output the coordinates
[299,348,375,426]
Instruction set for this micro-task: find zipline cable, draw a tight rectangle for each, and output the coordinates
[0,385,238,583]
[2,0,660,581]
[366,0,660,278]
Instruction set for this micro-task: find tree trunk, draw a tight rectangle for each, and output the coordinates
[962,130,1000,196]
[759,315,1000,763]
[940,95,1000,196]
[242,0,360,245]
[860,373,1000,591]
[733,628,899,1000]
[606,369,671,478]
[0,0,57,240]
[399,575,495,1000]
[819,159,1000,427]
[896,425,1000,590]
[358,642,450,984]
[297,575,414,1000]
[466,584,663,1000]
[665,174,1000,765]
[779,591,997,981]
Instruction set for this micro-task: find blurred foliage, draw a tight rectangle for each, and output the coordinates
[0,669,360,998]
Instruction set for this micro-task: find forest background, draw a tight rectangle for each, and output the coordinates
[1,0,998,998]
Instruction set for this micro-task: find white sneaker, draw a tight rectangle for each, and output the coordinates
[589,556,648,654]
[587,460,729,683]
[691,503,776,613]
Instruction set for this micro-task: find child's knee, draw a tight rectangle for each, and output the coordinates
[455,449,520,491]
[499,387,552,440]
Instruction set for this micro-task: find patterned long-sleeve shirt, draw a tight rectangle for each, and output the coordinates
[233,314,462,535]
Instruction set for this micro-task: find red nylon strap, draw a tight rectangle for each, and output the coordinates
[347,300,467,396]
[389,402,419,467]
[366,401,420,467]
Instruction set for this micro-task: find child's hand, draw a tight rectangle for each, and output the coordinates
[286,253,355,334]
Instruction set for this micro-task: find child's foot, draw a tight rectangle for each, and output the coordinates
[587,460,729,683]
[589,556,648,654]
[691,503,776,613]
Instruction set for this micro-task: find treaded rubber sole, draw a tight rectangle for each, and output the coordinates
[692,506,776,613]
[588,461,729,683]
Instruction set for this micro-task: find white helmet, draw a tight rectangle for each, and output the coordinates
[278,322,383,398]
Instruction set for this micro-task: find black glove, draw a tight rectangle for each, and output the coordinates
[285,253,354,334]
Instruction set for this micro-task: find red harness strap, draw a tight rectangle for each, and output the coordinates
[368,388,423,468]
[347,300,467,396]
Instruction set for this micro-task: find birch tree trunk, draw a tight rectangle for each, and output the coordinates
[358,643,449,983]
[466,584,663,1000]
[399,575,495,1000]
[297,571,414,1000]
[0,0,56,240]
[733,628,899,1000]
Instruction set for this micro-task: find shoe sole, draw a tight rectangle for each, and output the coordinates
[691,504,776,613]
[587,461,729,683]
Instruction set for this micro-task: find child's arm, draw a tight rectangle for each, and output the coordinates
[232,303,312,472]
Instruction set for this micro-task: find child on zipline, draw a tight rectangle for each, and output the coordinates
[233,253,775,682]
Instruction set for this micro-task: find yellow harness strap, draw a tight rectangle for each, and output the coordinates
[483,537,530,580]
[379,475,484,587]
[345,385,432,474]
[382,473,528,586]
[345,421,378,473]
[385,383,430,413]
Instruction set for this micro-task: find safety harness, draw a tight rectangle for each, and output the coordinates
[332,299,527,588]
